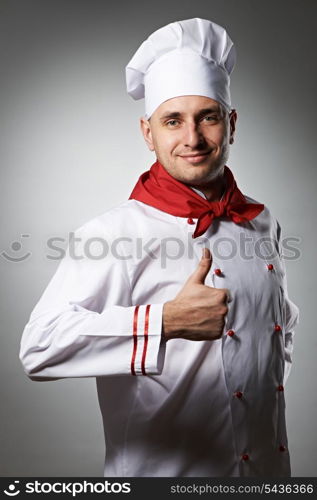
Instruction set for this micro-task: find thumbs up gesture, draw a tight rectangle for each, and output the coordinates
[163,248,230,341]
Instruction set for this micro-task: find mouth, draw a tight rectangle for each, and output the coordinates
[178,152,211,164]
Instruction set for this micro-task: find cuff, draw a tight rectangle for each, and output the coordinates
[130,303,166,376]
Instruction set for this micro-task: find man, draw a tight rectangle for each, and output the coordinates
[20,18,299,477]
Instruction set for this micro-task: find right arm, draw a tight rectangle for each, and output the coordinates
[19,222,165,380]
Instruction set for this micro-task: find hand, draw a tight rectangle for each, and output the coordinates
[162,248,230,341]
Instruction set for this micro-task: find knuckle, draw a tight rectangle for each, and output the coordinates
[220,289,229,302]
[220,305,228,316]
[214,328,224,340]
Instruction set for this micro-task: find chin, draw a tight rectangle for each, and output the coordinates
[184,165,220,183]
[179,172,212,187]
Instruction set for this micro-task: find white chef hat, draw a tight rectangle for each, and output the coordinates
[126,18,236,118]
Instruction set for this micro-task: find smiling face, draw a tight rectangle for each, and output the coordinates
[140,95,237,195]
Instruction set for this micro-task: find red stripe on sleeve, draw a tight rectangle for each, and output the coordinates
[131,305,140,376]
[141,304,150,375]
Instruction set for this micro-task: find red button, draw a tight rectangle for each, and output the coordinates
[267,264,274,271]
[277,385,284,392]
[227,329,235,337]
[187,218,195,225]
[279,445,286,452]
[234,391,243,399]
[242,454,249,461]
[214,268,222,276]
[274,324,282,332]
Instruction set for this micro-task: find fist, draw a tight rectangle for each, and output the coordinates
[163,248,230,341]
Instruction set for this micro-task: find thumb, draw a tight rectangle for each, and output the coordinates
[187,247,212,285]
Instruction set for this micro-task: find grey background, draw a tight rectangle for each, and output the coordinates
[0,0,316,476]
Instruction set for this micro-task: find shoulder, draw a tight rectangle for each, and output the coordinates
[72,200,157,239]
[244,194,280,239]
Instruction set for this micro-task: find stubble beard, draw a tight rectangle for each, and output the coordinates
[175,144,230,189]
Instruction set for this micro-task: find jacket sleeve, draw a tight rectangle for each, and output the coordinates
[276,220,300,385]
[19,219,166,380]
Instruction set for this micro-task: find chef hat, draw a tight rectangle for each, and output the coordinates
[126,18,236,118]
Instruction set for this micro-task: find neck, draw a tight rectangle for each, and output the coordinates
[190,172,226,202]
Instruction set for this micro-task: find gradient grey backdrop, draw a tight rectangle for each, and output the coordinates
[1,0,316,476]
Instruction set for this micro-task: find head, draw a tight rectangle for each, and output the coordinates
[140,95,237,188]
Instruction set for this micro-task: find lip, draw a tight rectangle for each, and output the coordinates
[179,152,211,164]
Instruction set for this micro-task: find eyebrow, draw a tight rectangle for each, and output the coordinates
[159,111,182,122]
[159,107,222,122]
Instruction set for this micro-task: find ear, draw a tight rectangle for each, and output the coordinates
[229,109,237,145]
[140,117,155,151]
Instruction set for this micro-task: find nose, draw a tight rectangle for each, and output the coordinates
[183,122,205,149]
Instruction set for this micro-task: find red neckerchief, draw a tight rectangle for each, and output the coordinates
[129,160,264,238]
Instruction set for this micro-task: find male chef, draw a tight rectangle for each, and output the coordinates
[20,18,299,477]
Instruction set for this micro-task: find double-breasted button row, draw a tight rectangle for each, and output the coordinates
[209,255,287,466]
[226,324,282,338]
[234,385,284,399]
[211,263,277,273]
[240,445,287,462]
[211,263,277,278]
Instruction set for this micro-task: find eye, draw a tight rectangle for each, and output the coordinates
[203,114,218,122]
[166,119,180,127]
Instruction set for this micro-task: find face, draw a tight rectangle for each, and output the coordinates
[140,95,237,188]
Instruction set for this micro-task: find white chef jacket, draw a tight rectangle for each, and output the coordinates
[19,193,299,477]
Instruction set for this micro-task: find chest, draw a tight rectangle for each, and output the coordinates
[124,217,284,319]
